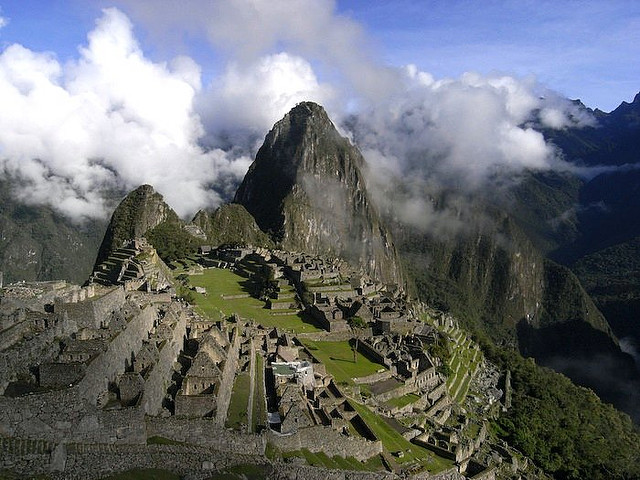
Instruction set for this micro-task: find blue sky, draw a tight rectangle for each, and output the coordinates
[1,0,638,111]
[343,0,640,111]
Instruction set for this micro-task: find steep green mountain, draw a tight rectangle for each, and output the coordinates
[392,199,613,343]
[503,171,584,256]
[400,214,640,420]
[378,91,640,421]
[488,345,640,480]
[192,203,273,248]
[235,102,402,285]
[94,184,201,268]
[0,179,106,284]
[572,236,640,343]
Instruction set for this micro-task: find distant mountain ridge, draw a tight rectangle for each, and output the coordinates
[544,92,640,167]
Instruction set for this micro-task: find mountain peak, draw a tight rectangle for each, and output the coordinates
[92,184,178,269]
[288,100,329,118]
[234,102,402,284]
[283,101,334,130]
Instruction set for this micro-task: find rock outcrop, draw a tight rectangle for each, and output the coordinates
[192,204,273,248]
[93,185,180,269]
[235,102,402,285]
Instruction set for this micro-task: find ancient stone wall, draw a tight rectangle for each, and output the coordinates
[356,340,386,365]
[267,426,382,461]
[2,441,268,480]
[174,394,217,417]
[78,305,156,404]
[0,314,75,393]
[0,386,146,444]
[214,325,241,426]
[298,331,353,342]
[39,363,86,388]
[0,319,30,351]
[140,308,187,415]
[55,286,125,330]
[269,463,395,480]
[373,381,417,403]
[353,370,392,385]
[145,417,266,455]
[411,436,457,462]
[428,382,447,402]
[410,468,464,480]
[0,437,53,478]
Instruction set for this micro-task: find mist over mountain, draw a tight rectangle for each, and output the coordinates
[47,97,637,425]
[0,178,106,285]
[0,7,604,226]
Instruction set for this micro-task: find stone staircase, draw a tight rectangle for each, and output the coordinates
[0,436,54,455]
[91,247,143,286]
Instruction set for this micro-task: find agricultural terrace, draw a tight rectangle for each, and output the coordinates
[268,445,385,472]
[351,402,454,473]
[185,267,322,333]
[442,325,483,404]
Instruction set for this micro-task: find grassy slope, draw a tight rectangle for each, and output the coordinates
[226,373,250,430]
[351,402,453,473]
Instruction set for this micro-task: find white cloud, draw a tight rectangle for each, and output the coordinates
[197,52,334,150]
[116,0,399,100]
[0,8,249,221]
[344,67,597,232]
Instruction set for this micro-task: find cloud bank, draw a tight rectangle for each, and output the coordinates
[0,8,229,219]
[345,67,594,233]
[0,2,597,225]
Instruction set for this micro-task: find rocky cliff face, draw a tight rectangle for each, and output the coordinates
[394,192,615,342]
[93,185,179,268]
[235,102,402,285]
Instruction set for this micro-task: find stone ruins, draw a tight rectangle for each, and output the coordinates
[0,241,535,479]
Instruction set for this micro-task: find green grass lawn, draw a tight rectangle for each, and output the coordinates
[277,448,381,472]
[226,373,250,430]
[302,340,385,384]
[385,393,420,409]
[252,354,266,433]
[187,268,322,333]
[350,402,453,472]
